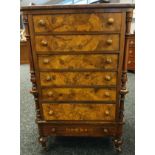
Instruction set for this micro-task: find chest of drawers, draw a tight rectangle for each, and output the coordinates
[21,3,134,152]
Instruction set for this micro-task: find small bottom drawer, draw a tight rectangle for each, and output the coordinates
[40,124,119,137]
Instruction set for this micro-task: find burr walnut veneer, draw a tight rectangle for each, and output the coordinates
[21,3,134,152]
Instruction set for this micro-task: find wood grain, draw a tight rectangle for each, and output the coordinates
[35,35,119,52]
[33,13,122,33]
[40,72,116,86]
[42,103,116,121]
[41,123,120,137]
[41,88,116,101]
[20,40,30,64]
[38,54,118,70]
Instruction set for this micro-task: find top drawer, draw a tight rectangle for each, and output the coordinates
[33,13,122,33]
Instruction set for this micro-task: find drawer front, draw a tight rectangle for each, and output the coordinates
[41,124,119,137]
[38,54,118,70]
[33,13,122,33]
[35,35,119,52]
[41,88,116,101]
[42,103,116,121]
[40,72,116,86]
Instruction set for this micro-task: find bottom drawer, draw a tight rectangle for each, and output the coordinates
[42,103,116,121]
[40,124,120,137]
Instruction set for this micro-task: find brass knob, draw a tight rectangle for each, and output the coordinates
[103,128,108,133]
[128,61,131,64]
[106,39,113,45]
[129,50,133,54]
[46,75,51,81]
[108,18,114,25]
[48,91,53,97]
[106,58,112,64]
[105,110,110,116]
[105,75,111,81]
[51,128,56,132]
[41,40,48,46]
[38,19,46,26]
[43,58,49,64]
[104,92,110,97]
[48,110,54,115]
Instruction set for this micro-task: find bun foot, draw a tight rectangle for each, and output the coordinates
[39,136,48,151]
[112,137,123,153]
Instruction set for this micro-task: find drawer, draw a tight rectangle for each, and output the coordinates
[41,124,118,137]
[40,72,116,87]
[35,35,119,52]
[41,88,116,101]
[42,103,116,121]
[38,54,118,70]
[33,13,122,33]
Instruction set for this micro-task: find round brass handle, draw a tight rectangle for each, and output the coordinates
[48,91,53,97]
[105,110,110,116]
[108,18,114,25]
[38,19,46,26]
[106,58,112,64]
[104,92,110,97]
[51,127,56,132]
[41,40,48,46]
[46,75,51,81]
[48,110,54,115]
[43,58,49,64]
[129,50,133,54]
[128,61,131,64]
[103,128,108,133]
[105,75,111,81]
[106,39,113,45]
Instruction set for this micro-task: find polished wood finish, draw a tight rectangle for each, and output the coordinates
[42,88,116,101]
[40,71,116,86]
[127,34,135,71]
[42,103,116,121]
[38,54,118,70]
[35,35,119,52]
[40,123,121,137]
[33,13,122,33]
[21,3,134,152]
[20,40,30,64]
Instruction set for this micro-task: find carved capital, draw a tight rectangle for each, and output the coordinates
[22,14,30,40]
[126,10,133,34]
[126,11,133,22]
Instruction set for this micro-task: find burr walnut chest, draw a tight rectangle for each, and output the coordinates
[21,3,134,152]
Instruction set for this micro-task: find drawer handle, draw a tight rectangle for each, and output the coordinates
[105,110,110,116]
[41,40,48,46]
[48,110,54,115]
[48,91,53,97]
[106,39,113,45]
[129,50,133,54]
[104,92,110,97]
[51,127,56,132]
[43,58,49,64]
[105,75,111,81]
[38,19,46,26]
[106,58,112,64]
[46,75,51,81]
[103,128,108,133]
[108,18,114,25]
[128,61,131,64]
